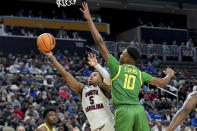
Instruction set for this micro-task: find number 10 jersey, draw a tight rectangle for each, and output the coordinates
[106,54,153,108]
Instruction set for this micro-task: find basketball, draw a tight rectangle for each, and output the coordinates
[37,33,56,52]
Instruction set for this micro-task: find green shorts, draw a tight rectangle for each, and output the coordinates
[114,104,150,131]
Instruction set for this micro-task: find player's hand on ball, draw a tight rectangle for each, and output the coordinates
[39,49,53,58]
[163,68,175,77]
[80,2,91,21]
[88,54,98,67]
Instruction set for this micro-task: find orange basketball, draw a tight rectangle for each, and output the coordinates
[37,33,56,52]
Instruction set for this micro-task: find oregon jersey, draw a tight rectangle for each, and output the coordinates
[107,54,153,108]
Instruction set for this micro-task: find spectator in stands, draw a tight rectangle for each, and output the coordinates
[56,107,64,122]
[24,114,36,129]
[55,50,64,59]
[95,16,101,23]
[172,41,177,46]
[0,64,6,74]
[27,31,33,37]
[143,62,157,73]
[162,108,173,122]
[158,97,171,110]
[29,63,41,74]
[186,38,193,48]
[19,63,30,74]
[150,108,162,120]
[148,40,154,47]
[180,42,185,47]
[142,84,150,92]
[152,56,161,66]
[184,69,191,78]
[158,90,167,99]
[150,100,157,110]
[14,105,24,120]
[162,41,169,54]
[0,94,8,110]
[43,75,54,88]
[25,105,39,120]
[148,89,159,100]
[72,32,80,39]
[59,86,70,100]
[192,113,197,127]
[9,61,20,73]
[140,40,146,45]
[58,27,69,39]
[63,50,71,59]
[82,66,92,77]
[19,29,27,36]
[28,84,38,98]
[178,86,187,101]
[3,105,12,120]
[177,100,184,110]
[72,52,80,61]
[192,82,197,92]
[10,94,21,108]
[54,77,62,90]
[151,119,165,131]
[130,38,137,46]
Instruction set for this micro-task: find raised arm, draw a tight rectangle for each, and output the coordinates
[87,54,111,86]
[40,51,84,99]
[80,2,110,62]
[87,53,111,97]
[149,68,175,87]
[167,92,197,131]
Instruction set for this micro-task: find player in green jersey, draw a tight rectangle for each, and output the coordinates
[80,2,175,131]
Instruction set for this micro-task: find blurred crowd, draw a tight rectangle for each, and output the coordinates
[0,49,196,131]
[14,9,102,23]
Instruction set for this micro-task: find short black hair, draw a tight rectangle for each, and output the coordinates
[126,46,141,61]
[98,72,104,82]
[42,107,56,119]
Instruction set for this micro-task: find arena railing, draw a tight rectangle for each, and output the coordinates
[104,41,197,63]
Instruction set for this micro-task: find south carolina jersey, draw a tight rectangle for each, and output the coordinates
[82,85,114,131]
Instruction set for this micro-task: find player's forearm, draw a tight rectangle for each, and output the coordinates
[87,19,109,61]
[87,19,104,46]
[95,64,110,85]
[49,55,82,94]
[159,74,173,87]
[167,108,190,131]
[49,55,69,78]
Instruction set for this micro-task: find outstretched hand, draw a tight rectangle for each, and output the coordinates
[80,2,92,21]
[163,68,175,77]
[88,53,98,67]
[38,49,53,58]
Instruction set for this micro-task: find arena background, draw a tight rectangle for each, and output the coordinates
[0,0,197,130]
